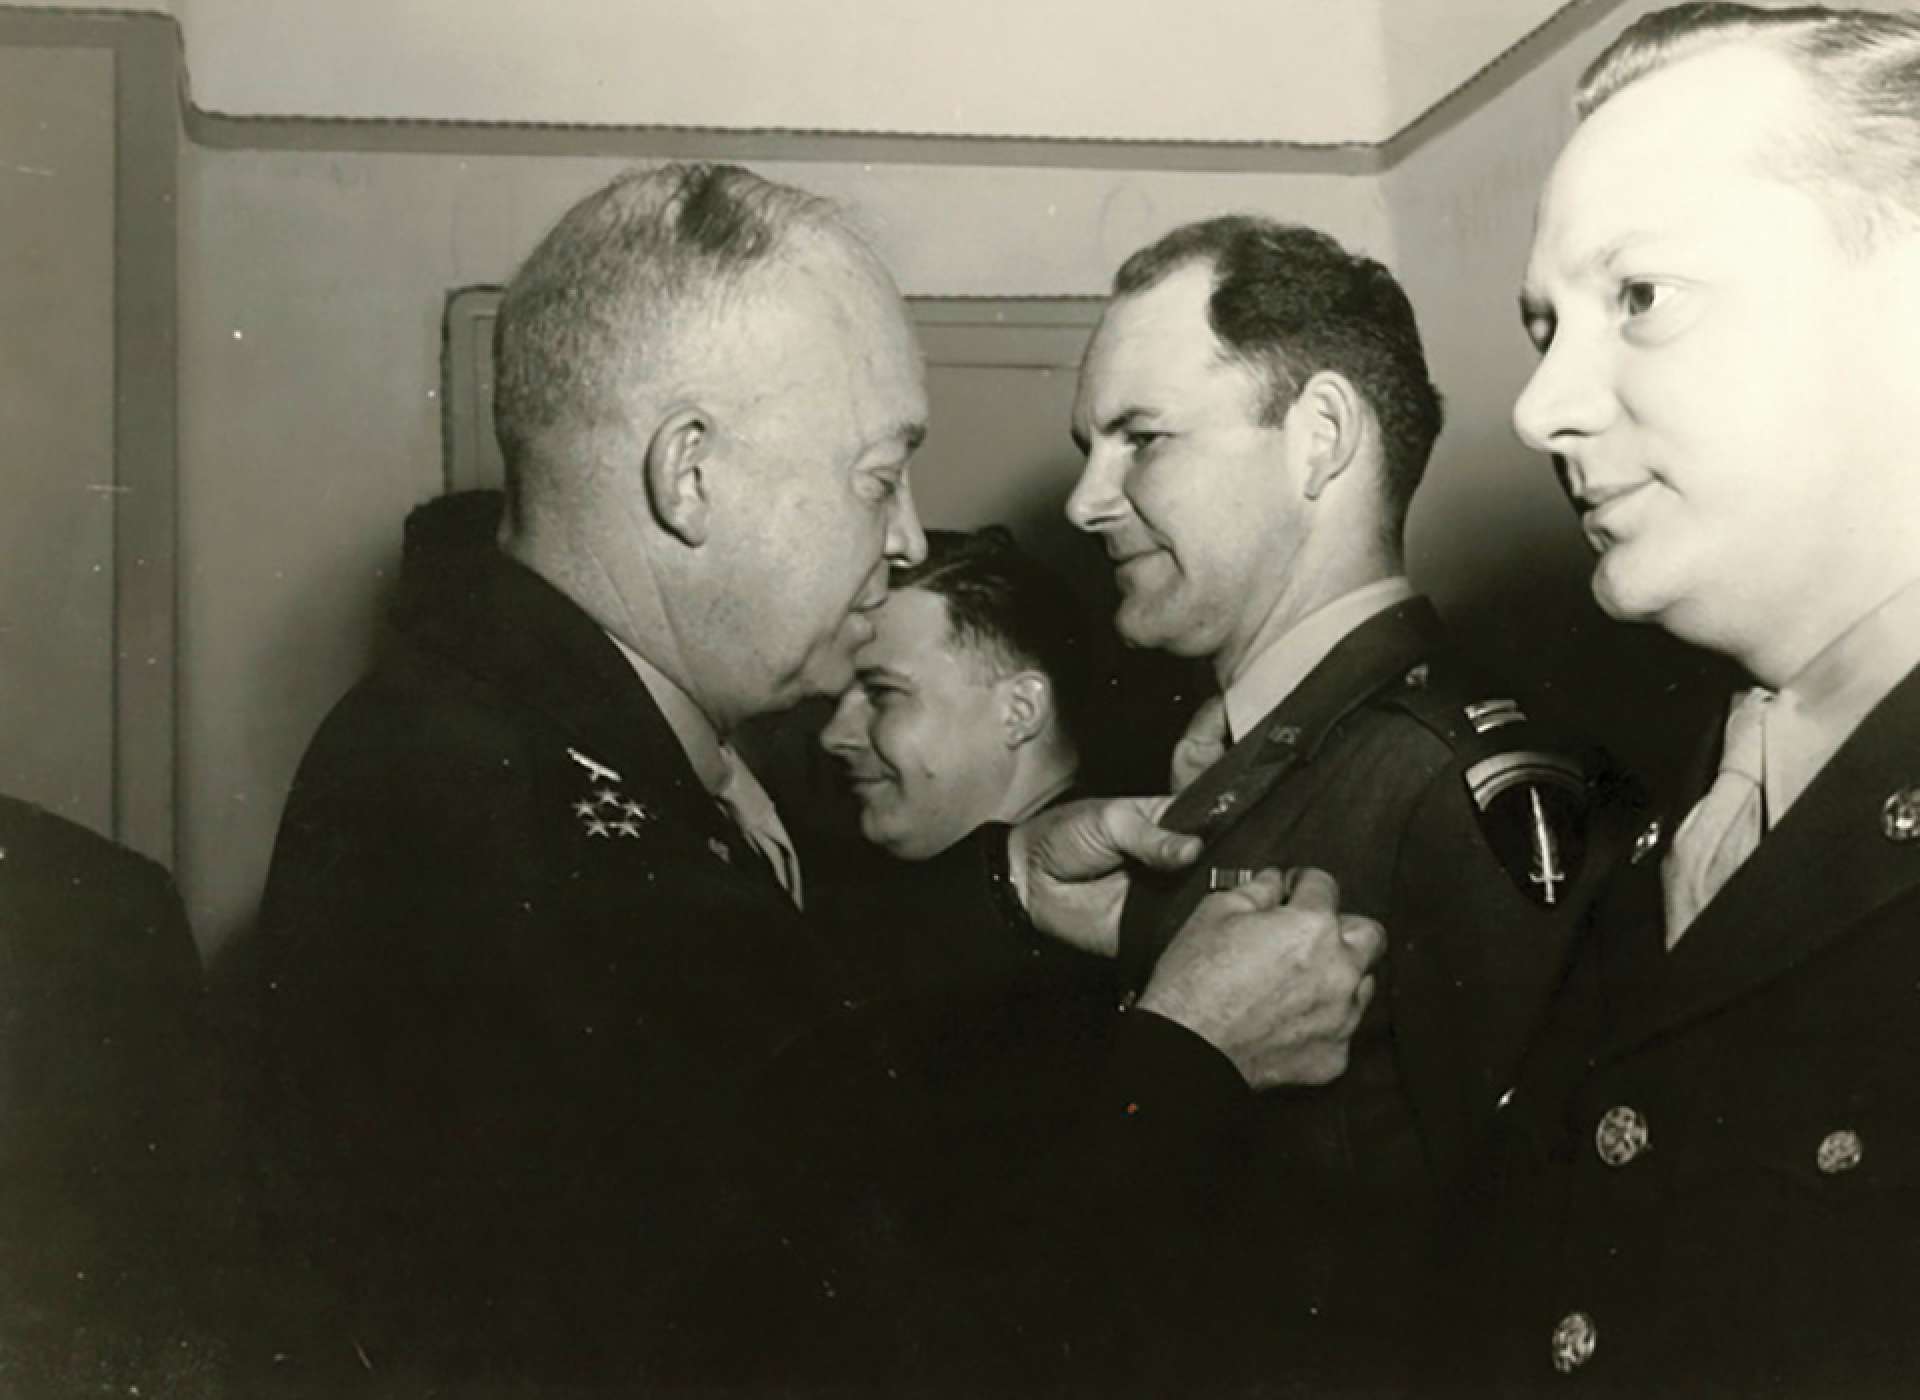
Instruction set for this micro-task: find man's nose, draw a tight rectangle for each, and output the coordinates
[1513,333,1614,456]
[886,477,927,569]
[820,690,872,758]
[1065,443,1128,534]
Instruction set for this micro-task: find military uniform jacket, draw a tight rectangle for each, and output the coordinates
[1115,597,1619,1385]
[248,496,933,1390]
[0,798,219,1390]
[1466,662,1920,1396]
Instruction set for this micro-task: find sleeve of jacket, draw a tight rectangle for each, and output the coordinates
[1384,718,1628,1194]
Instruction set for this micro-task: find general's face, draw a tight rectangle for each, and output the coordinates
[1068,260,1304,679]
[819,587,1020,860]
[1514,43,1899,666]
[714,242,930,712]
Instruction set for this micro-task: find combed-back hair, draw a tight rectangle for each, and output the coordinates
[894,527,1099,754]
[1112,216,1443,553]
[492,163,840,509]
[1578,3,1920,248]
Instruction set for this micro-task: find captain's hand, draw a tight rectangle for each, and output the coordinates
[1007,797,1201,957]
[1136,868,1383,1090]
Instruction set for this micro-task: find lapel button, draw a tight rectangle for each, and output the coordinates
[1403,664,1430,690]
[1269,724,1302,748]
[1631,819,1663,865]
[1882,787,1920,842]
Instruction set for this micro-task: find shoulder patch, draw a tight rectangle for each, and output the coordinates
[1464,750,1588,908]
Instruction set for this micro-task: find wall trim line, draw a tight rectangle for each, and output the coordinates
[3,0,1628,171]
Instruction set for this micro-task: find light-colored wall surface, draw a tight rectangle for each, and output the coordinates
[0,44,117,832]
[171,0,1562,142]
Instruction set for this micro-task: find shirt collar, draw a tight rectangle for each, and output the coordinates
[1763,573,1920,825]
[1223,576,1417,743]
[606,633,730,797]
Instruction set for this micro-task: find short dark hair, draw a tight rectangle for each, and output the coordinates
[1112,216,1443,551]
[1578,4,1920,250]
[492,163,841,508]
[894,527,1098,752]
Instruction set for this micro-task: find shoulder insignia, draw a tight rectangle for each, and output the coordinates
[1464,750,1588,908]
[1379,659,1602,907]
[1464,697,1526,733]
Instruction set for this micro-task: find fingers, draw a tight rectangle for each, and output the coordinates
[1337,914,1386,970]
[1281,867,1341,916]
[1103,797,1202,871]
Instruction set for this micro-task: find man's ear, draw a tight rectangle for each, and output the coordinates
[1002,672,1052,748]
[1293,370,1368,501]
[644,405,713,546]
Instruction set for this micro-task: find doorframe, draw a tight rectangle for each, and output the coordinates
[0,7,180,865]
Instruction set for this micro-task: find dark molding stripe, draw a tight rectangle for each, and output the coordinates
[2,0,1627,171]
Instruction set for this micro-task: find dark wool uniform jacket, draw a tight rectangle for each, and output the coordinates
[1459,661,1920,1397]
[244,494,1241,1393]
[247,495,942,1390]
[1106,597,1630,1393]
[0,797,219,1393]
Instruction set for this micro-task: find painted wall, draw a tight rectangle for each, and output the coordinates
[169,0,1562,142]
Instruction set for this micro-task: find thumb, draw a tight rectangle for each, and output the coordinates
[1105,796,1201,871]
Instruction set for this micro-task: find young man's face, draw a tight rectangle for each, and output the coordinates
[1514,41,1919,677]
[820,588,1022,861]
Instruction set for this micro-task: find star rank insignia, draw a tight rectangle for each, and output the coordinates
[566,747,655,839]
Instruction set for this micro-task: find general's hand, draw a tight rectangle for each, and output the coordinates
[1136,868,1383,1090]
[1007,797,1202,957]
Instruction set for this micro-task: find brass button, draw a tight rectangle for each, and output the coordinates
[1817,1129,1863,1175]
[1883,788,1920,843]
[1595,1105,1649,1167]
[1551,1311,1597,1373]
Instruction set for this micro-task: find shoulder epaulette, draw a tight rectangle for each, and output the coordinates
[1379,659,1594,910]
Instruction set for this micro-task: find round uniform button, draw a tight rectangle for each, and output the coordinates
[1595,1104,1650,1167]
[1817,1129,1864,1175]
[1883,788,1920,843]
[1551,1311,1598,1373]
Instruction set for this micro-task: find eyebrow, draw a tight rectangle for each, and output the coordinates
[1070,405,1158,454]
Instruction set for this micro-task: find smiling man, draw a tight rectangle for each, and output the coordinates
[1466,4,1920,1391]
[1063,216,1621,1389]
[822,527,1088,861]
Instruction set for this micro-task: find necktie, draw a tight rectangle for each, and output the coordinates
[1169,693,1232,794]
[1662,688,1770,946]
[714,745,804,909]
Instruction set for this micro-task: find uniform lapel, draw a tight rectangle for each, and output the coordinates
[1598,664,1920,1062]
[1117,598,1444,992]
